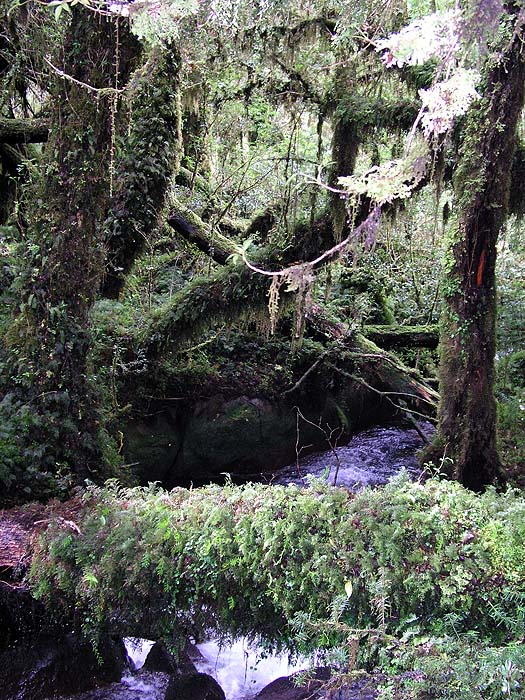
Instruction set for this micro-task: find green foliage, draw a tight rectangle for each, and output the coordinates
[0,393,71,501]
[496,227,525,476]
[376,637,525,700]
[497,386,525,481]
[30,475,525,669]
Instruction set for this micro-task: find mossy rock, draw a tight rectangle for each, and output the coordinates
[124,410,184,484]
[123,394,356,487]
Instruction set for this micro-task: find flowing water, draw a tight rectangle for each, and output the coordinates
[271,423,433,488]
[39,423,432,700]
[194,639,308,699]
[51,638,306,700]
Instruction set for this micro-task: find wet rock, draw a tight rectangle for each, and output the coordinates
[256,676,322,700]
[0,633,127,700]
[256,667,330,700]
[124,394,356,487]
[256,668,380,700]
[181,641,209,672]
[143,642,178,674]
[164,671,225,700]
[143,640,197,675]
[0,580,49,649]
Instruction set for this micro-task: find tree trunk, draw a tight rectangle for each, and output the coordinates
[330,112,359,240]
[102,46,182,299]
[425,12,525,489]
[5,12,140,493]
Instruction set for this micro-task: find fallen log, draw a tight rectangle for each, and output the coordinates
[142,261,437,421]
[25,480,525,650]
[363,324,439,349]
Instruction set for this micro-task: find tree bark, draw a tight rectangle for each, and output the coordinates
[0,117,48,144]
[5,13,140,493]
[425,11,525,489]
[102,47,182,299]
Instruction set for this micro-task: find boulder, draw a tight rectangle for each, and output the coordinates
[164,671,225,700]
[124,393,357,487]
[143,640,197,675]
[256,667,330,700]
[256,669,380,700]
[256,676,322,700]
[0,633,127,700]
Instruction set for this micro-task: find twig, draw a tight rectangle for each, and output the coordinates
[242,206,381,278]
[328,364,437,424]
[44,57,125,97]
[294,407,344,485]
[282,353,327,397]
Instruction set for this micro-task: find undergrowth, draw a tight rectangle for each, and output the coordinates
[29,475,525,698]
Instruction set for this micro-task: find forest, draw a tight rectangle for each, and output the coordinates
[0,0,525,698]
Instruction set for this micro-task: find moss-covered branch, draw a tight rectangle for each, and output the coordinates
[363,325,439,349]
[175,165,213,197]
[0,117,48,144]
[167,200,238,265]
[141,260,437,418]
[143,260,271,353]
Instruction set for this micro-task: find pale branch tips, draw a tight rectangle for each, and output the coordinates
[375,10,461,69]
[418,70,481,138]
[337,137,431,209]
[241,206,383,279]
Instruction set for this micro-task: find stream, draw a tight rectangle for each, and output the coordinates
[51,638,308,700]
[40,422,432,700]
[270,422,433,488]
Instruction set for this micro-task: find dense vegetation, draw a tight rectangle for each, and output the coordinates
[0,0,523,500]
[31,475,525,698]
[0,0,524,697]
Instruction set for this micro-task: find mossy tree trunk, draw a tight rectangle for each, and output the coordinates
[102,46,182,299]
[426,13,525,490]
[7,12,139,490]
[330,115,359,240]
